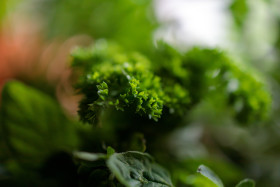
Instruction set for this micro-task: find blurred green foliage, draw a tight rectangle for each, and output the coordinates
[0,81,78,162]
[0,0,21,25]
[228,1,280,185]
[230,0,249,29]
[34,0,157,53]
[0,0,7,24]
[0,81,79,186]
[68,40,270,186]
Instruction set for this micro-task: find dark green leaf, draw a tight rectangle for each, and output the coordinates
[107,151,173,187]
[0,81,78,166]
[229,0,249,28]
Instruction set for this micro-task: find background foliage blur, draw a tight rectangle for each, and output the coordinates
[0,0,280,186]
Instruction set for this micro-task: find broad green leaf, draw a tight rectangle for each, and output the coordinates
[236,179,255,187]
[33,0,157,54]
[107,151,173,187]
[197,165,224,187]
[0,81,78,166]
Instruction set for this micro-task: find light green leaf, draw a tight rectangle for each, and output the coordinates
[197,165,224,187]
[73,151,106,162]
[0,81,78,166]
[107,151,173,187]
[236,179,255,187]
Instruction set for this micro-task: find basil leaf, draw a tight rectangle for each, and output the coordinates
[107,151,173,187]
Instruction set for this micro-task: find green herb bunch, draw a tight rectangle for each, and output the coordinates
[68,40,270,186]
[72,41,270,127]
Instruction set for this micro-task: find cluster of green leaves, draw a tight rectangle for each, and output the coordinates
[0,81,173,186]
[0,45,271,187]
[74,148,254,187]
[74,148,173,187]
[0,40,271,186]
[72,41,271,126]
[73,42,165,123]
[1,0,277,186]
[182,48,271,124]
[72,41,192,124]
[68,41,271,186]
